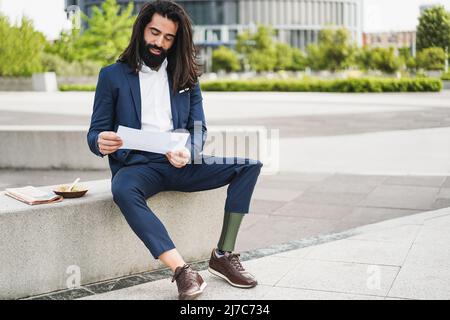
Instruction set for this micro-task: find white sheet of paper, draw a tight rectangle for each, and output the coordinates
[116,125,189,154]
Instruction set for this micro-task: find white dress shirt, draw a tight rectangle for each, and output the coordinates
[139,58,173,132]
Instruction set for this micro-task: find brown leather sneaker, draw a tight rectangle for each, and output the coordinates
[208,249,257,288]
[171,264,207,300]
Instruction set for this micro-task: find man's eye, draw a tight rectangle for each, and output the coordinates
[165,36,174,41]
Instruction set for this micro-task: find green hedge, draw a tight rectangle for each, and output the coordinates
[59,84,96,91]
[442,73,450,81]
[60,78,442,92]
[200,78,442,93]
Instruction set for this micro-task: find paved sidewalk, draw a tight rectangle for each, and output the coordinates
[68,207,449,300]
[3,171,449,256]
[4,91,449,300]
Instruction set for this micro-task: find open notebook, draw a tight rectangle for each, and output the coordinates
[5,186,63,205]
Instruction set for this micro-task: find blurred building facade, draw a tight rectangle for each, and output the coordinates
[65,0,363,50]
[363,31,416,55]
[65,0,364,70]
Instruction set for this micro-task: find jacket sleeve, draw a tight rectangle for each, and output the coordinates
[185,82,207,161]
[87,67,115,158]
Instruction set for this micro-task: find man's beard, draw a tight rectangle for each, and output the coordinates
[140,42,168,70]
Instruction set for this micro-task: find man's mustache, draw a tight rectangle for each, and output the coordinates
[145,43,167,55]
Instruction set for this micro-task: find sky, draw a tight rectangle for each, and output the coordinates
[0,0,68,40]
[0,0,450,40]
[364,0,450,32]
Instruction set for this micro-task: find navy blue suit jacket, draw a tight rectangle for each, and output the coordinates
[87,62,208,178]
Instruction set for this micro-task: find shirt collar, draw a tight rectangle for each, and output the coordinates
[140,58,168,75]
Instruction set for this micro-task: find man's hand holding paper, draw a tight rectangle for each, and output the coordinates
[97,131,123,156]
[116,125,191,167]
[166,147,191,168]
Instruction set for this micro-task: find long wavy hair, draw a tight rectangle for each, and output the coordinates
[118,1,201,92]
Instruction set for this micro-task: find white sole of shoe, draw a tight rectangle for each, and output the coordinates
[208,267,256,289]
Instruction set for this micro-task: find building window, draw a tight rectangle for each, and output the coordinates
[212,29,221,42]
[229,29,238,41]
[225,1,238,24]
[181,1,239,26]
[86,5,92,17]
[388,34,397,43]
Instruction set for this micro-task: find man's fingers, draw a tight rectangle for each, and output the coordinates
[169,154,179,162]
[100,139,122,147]
[176,150,189,158]
[172,155,186,164]
[99,145,119,152]
[97,132,124,155]
[100,131,120,139]
[169,155,182,165]
[100,132,122,141]
[166,153,186,168]
[171,162,182,168]
[169,159,182,167]
[171,150,189,160]
[100,137,122,143]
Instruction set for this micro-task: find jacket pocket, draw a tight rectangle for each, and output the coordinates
[111,149,131,163]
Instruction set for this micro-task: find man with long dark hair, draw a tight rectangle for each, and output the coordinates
[87,0,263,300]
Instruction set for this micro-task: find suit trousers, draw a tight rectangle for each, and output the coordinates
[111,155,263,259]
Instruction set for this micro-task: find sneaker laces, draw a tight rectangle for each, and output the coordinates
[171,264,198,287]
[228,253,245,272]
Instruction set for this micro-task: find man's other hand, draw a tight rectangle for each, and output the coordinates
[166,147,191,168]
[98,131,123,155]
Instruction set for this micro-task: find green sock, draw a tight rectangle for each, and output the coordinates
[217,211,244,253]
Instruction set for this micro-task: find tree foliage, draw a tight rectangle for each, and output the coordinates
[416,5,450,51]
[211,46,241,72]
[45,27,81,63]
[416,47,446,71]
[236,26,277,72]
[74,0,135,65]
[355,46,401,74]
[0,15,47,76]
[291,48,307,71]
[307,28,355,71]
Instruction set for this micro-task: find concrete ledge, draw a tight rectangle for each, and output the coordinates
[0,179,227,299]
[0,126,109,169]
[0,77,33,91]
[32,73,58,92]
[0,125,265,170]
[443,80,450,91]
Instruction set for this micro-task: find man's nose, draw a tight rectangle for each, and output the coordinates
[155,35,164,47]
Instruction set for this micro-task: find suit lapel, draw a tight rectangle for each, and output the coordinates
[168,75,179,130]
[123,65,142,127]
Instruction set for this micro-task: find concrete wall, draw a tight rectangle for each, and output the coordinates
[0,77,33,91]
[0,126,109,170]
[32,73,58,92]
[0,74,96,91]
[0,125,265,170]
[0,179,226,299]
[443,81,450,91]
[57,76,97,86]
